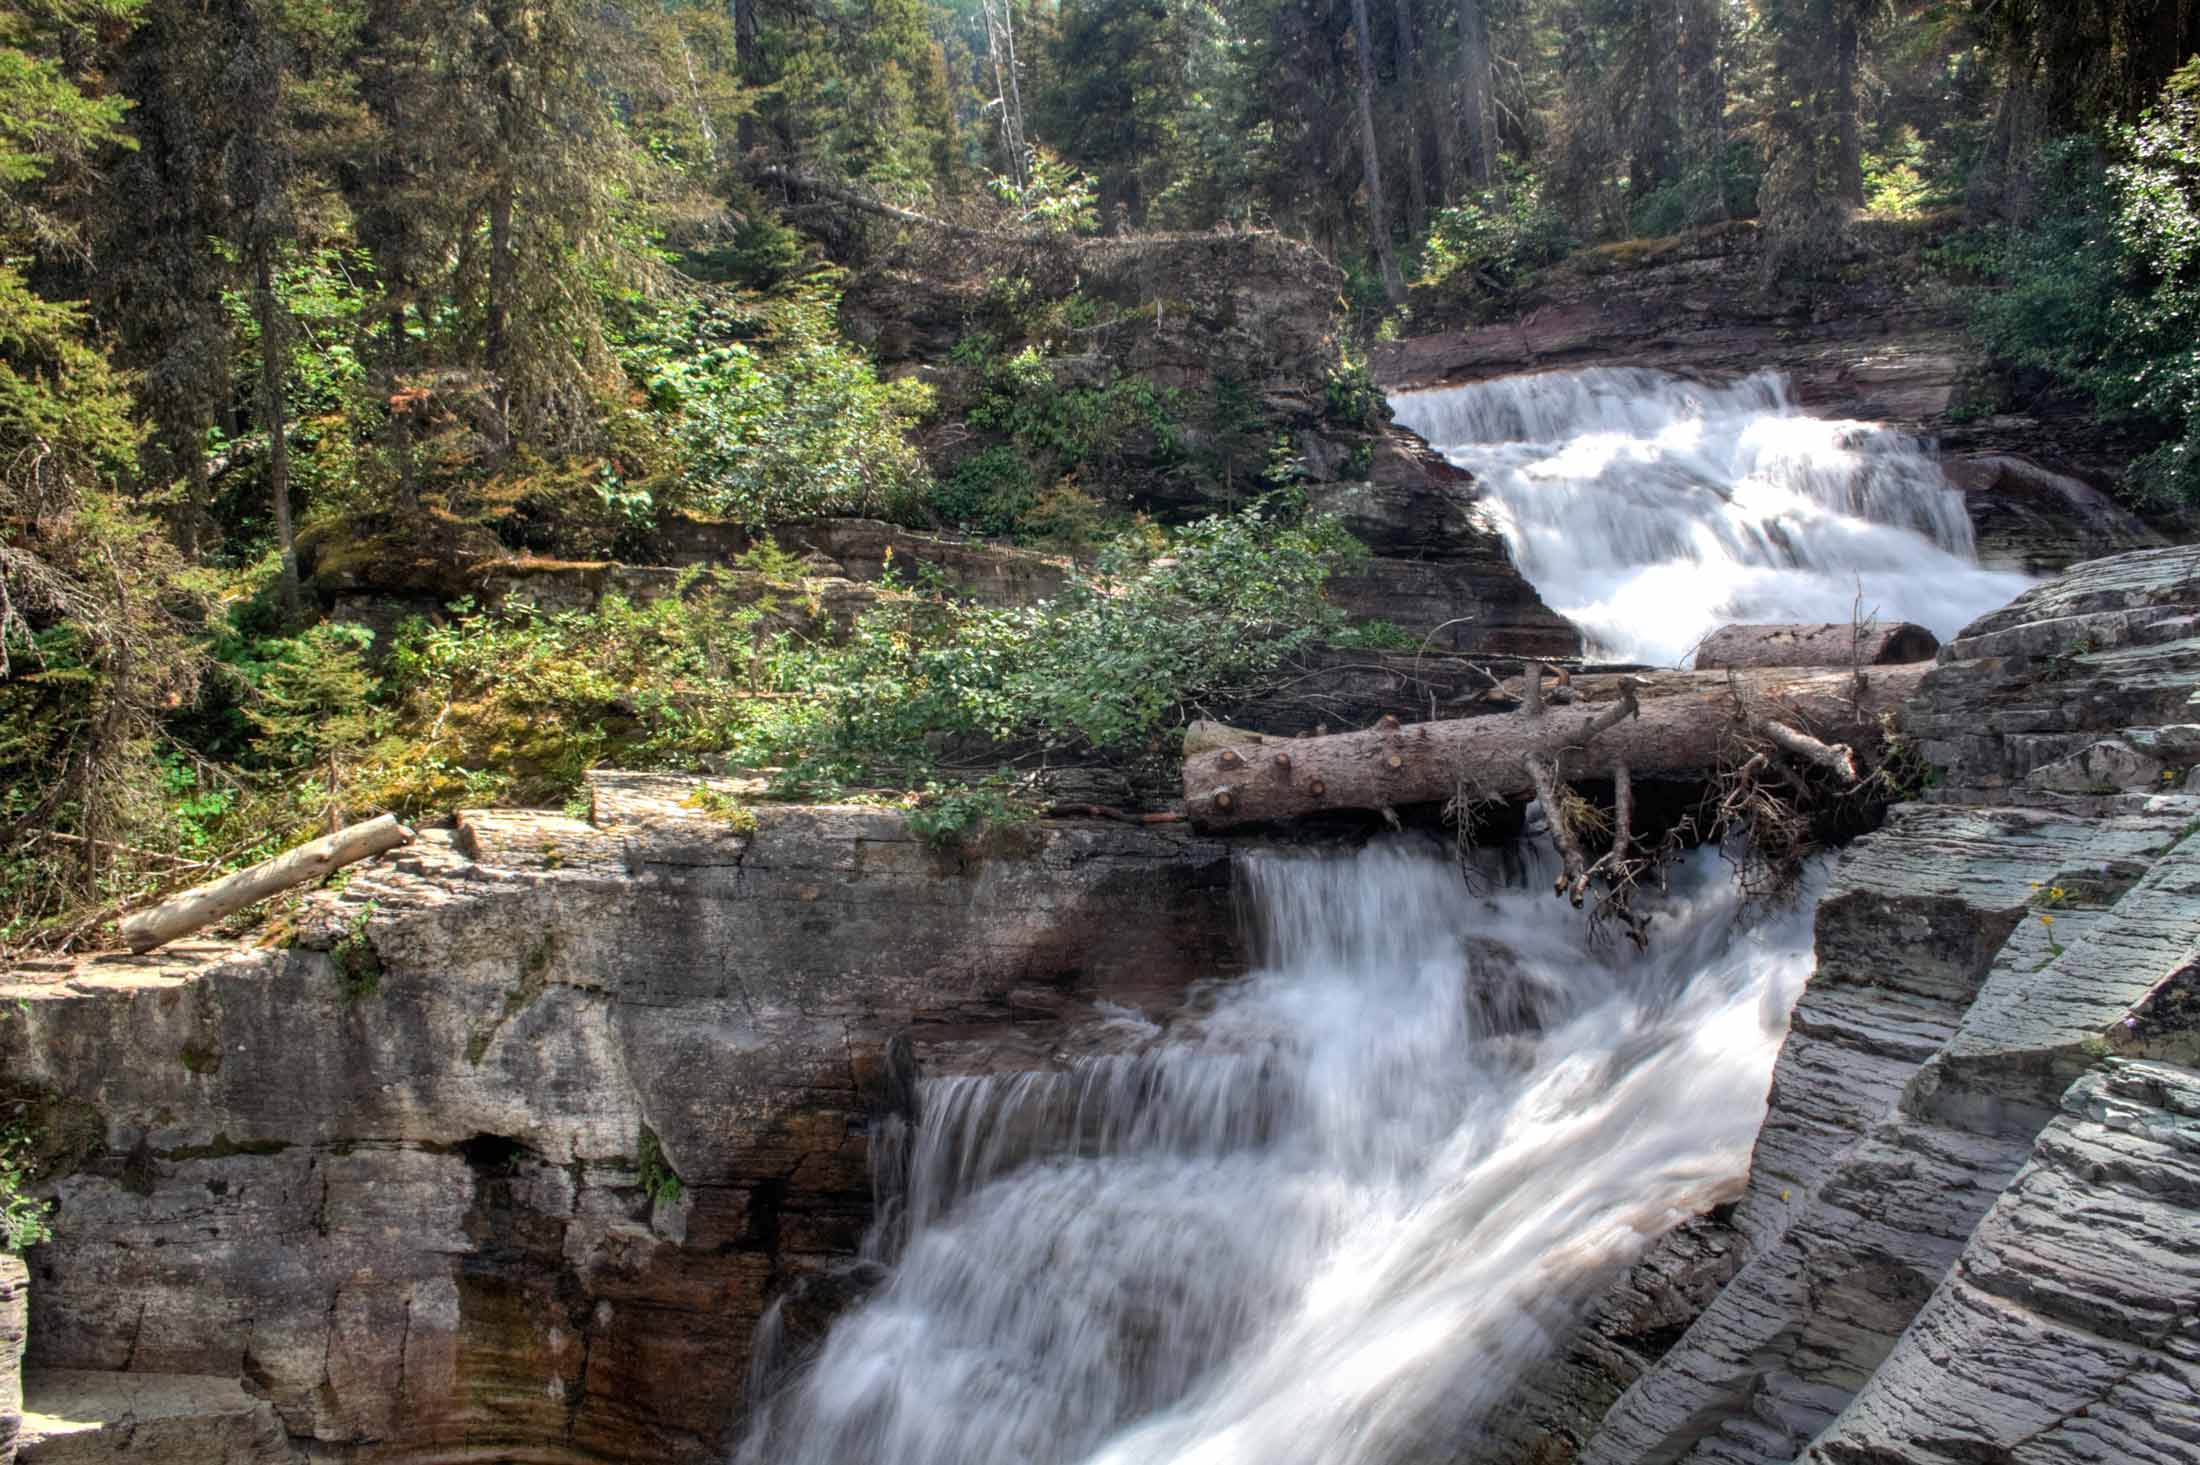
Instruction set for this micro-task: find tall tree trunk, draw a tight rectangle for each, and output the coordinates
[1680,0,1729,224]
[254,243,301,621]
[1393,0,1429,235]
[1835,3,1865,209]
[385,307,418,512]
[486,0,517,448]
[1633,1,1683,199]
[1351,0,1407,304]
[731,0,757,156]
[180,440,211,559]
[1456,0,1498,188]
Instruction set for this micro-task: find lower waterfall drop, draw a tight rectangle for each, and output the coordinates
[738,842,1824,1465]
[1387,367,2033,667]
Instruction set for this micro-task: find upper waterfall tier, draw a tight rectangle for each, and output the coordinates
[1388,368,2034,667]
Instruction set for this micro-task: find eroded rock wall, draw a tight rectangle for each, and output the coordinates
[1512,546,2200,1465]
[0,777,1242,1462]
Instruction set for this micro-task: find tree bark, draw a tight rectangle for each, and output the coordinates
[1350,0,1407,304]
[119,815,414,954]
[1835,3,1865,209]
[1392,0,1428,236]
[731,0,757,156]
[486,0,518,447]
[1456,0,1498,187]
[1694,621,1939,670]
[1680,0,1729,224]
[1182,664,1927,830]
[253,243,302,621]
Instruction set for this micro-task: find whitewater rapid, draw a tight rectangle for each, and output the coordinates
[736,843,1822,1465]
[1387,367,2033,667]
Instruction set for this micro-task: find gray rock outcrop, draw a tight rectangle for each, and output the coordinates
[1519,544,2200,1465]
[0,779,1242,1462]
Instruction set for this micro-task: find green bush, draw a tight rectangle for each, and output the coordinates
[1416,170,1574,300]
[1972,65,2200,505]
[627,290,932,526]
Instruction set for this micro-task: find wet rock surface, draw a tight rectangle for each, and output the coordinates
[1510,545,2200,1465]
[0,779,1242,1463]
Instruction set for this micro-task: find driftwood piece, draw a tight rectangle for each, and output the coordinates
[120,815,414,954]
[1181,665,1928,829]
[1695,620,1939,671]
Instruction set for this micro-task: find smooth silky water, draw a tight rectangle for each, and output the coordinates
[1387,367,2032,666]
[736,843,1824,1465]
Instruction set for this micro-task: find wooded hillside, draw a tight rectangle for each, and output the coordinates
[4,0,2197,954]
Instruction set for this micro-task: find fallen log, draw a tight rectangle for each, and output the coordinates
[120,814,415,954]
[1695,620,1939,671]
[1181,664,1928,830]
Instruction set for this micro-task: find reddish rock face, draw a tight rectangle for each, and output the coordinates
[0,783,1244,1463]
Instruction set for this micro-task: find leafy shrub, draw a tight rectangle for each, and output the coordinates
[1416,170,1574,300]
[1971,67,2200,505]
[628,291,932,526]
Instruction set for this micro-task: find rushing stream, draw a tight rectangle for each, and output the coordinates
[1387,367,2033,666]
[738,843,1822,1465]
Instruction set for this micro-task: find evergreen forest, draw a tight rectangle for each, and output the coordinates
[4,0,2198,952]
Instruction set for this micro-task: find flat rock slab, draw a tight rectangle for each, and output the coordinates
[18,1371,298,1463]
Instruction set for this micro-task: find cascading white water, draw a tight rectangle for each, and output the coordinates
[1387,367,2033,667]
[737,843,1822,1465]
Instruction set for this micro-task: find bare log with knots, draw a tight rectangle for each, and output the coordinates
[1182,664,1928,931]
[1183,665,1926,828]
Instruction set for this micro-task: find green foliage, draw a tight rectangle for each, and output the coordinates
[637,1125,682,1207]
[0,1126,51,1252]
[680,785,759,833]
[904,778,1030,848]
[1415,172,1575,300]
[990,146,1103,235]
[944,331,1181,531]
[238,622,388,824]
[332,901,382,1002]
[1970,65,2200,504]
[628,292,932,528]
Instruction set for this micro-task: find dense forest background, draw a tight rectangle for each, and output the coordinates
[3,0,2199,952]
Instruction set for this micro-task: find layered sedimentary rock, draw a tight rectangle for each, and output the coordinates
[0,777,1241,1462]
[1514,544,2200,1465]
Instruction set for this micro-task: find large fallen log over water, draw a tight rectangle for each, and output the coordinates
[1695,620,1939,670]
[1181,664,1929,831]
[120,814,414,953]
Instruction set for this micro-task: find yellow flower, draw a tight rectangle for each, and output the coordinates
[2040,914,2055,927]
[2049,887,2066,901]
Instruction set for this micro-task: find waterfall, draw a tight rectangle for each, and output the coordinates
[1387,367,2034,667]
[737,842,1822,1465]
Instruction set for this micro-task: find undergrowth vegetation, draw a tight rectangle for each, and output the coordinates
[1,504,1362,949]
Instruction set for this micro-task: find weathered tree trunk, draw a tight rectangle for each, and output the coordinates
[119,815,415,954]
[1351,0,1407,304]
[1456,0,1498,187]
[486,0,518,447]
[1393,0,1429,236]
[1835,3,1865,209]
[253,242,302,621]
[1182,664,1927,829]
[1680,0,1729,224]
[1695,621,1939,671]
[731,0,757,155]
